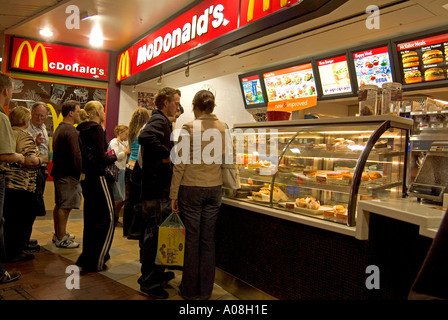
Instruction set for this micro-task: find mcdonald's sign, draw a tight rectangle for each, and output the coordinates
[116,48,132,82]
[240,0,296,26]
[10,37,110,81]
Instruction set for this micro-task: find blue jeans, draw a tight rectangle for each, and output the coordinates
[0,173,7,276]
[178,185,222,300]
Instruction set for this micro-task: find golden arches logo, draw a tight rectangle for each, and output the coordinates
[117,50,131,81]
[13,41,49,72]
[247,0,288,22]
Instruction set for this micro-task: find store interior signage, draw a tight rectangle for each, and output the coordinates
[240,74,266,107]
[396,32,448,85]
[9,37,110,81]
[130,0,238,77]
[317,55,352,96]
[263,63,317,111]
[352,46,393,87]
[239,0,297,26]
[117,0,321,83]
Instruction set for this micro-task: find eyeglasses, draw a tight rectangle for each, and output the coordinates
[32,114,47,118]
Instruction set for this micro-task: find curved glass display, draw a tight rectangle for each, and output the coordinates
[224,115,412,226]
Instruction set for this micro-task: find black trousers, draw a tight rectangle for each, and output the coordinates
[3,188,36,259]
[77,175,115,272]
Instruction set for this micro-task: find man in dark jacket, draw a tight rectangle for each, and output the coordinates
[137,87,181,299]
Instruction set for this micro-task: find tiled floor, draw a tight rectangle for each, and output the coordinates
[0,181,239,300]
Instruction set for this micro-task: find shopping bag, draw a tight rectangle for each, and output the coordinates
[155,212,185,266]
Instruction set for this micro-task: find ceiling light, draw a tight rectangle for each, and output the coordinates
[39,28,53,37]
[89,24,103,47]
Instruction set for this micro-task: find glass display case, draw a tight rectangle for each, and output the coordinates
[224,115,413,226]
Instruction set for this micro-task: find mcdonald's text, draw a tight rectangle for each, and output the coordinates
[10,37,109,81]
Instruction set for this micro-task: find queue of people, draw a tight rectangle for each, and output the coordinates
[0,71,229,300]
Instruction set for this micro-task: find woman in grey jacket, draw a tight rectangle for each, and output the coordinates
[170,90,228,300]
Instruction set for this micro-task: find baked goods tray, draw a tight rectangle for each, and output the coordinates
[278,202,333,215]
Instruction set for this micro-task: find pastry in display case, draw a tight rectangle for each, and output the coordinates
[224,115,413,226]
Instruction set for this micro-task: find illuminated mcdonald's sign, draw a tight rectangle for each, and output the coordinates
[240,0,296,26]
[10,37,110,81]
[247,0,289,22]
[117,49,131,81]
[13,41,49,72]
[117,0,341,83]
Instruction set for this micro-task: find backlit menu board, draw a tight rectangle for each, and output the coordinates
[317,55,352,95]
[396,32,448,85]
[240,75,265,106]
[352,46,393,87]
[263,63,317,111]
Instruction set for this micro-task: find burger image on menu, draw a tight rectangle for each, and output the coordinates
[402,51,419,68]
[422,49,444,64]
[332,62,350,85]
[424,67,445,81]
[404,69,422,84]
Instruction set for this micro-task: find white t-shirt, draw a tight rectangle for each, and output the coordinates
[108,138,128,170]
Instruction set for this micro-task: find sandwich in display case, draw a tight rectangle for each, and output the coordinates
[224,115,413,227]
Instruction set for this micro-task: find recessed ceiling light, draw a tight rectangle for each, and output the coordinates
[39,28,53,37]
[89,24,103,47]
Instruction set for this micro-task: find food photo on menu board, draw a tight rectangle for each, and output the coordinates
[263,63,317,111]
[397,32,448,84]
[353,46,393,87]
[241,75,265,106]
[317,55,352,95]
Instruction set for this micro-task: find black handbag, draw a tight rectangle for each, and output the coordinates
[105,163,120,182]
[34,167,47,216]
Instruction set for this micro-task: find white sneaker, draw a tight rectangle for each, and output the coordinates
[55,234,80,248]
[52,233,75,243]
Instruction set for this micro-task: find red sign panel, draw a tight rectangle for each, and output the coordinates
[131,0,239,75]
[10,37,110,80]
[239,0,297,27]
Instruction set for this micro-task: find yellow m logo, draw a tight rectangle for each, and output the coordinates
[117,50,131,81]
[13,41,49,72]
[247,0,288,22]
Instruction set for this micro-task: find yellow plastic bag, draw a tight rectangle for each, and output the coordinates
[155,212,185,266]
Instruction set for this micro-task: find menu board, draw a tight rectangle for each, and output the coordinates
[263,63,317,111]
[396,32,448,85]
[352,46,393,87]
[317,55,352,95]
[240,75,265,106]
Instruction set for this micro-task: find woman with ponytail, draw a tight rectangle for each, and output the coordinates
[76,101,117,272]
